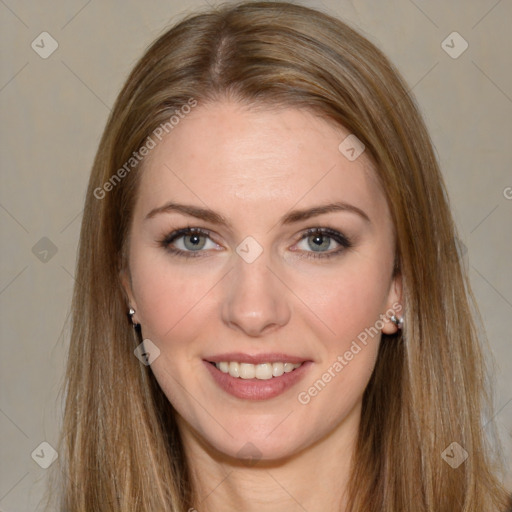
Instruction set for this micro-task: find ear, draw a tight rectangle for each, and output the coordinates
[381,272,403,335]
[119,268,140,324]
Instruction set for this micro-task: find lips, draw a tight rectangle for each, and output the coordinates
[203,353,312,400]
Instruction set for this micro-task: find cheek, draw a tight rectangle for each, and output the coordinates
[289,257,391,409]
[130,256,194,338]
[293,269,385,424]
[296,258,391,347]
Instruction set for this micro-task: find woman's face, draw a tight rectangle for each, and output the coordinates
[122,101,401,462]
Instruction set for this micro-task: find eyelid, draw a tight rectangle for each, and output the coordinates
[296,227,351,246]
[161,226,213,245]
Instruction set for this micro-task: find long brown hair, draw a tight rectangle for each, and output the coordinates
[48,2,510,510]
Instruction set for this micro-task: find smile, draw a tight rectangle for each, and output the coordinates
[213,361,303,380]
[204,358,312,400]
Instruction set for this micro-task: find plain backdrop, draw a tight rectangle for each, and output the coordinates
[1,0,511,509]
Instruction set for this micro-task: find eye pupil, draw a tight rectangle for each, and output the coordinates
[308,234,330,251]
[184,233,206,250]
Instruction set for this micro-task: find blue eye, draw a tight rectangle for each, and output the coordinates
[160,227,216,257]
[160,226,352,259]
[295,227,352,260]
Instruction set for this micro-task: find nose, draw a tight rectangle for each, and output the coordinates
[221,251,291,337]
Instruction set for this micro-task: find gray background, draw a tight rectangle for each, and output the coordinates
[1,0,511,509]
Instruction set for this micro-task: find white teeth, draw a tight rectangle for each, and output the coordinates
[239,363,256,379]
[228,362,240,378]
[255,363,273,380]
[283,362,295,373]
[272,362,284,377]
[215,361,302,379]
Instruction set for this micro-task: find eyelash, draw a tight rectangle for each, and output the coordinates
[159,226,352,260]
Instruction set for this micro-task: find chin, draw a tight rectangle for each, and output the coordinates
[184,411,320,465]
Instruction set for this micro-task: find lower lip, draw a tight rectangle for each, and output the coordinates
[203,360,312,401]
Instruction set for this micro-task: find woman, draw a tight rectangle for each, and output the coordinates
[51,1,510,510]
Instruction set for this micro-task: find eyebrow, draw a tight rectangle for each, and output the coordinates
[144,201,371,226]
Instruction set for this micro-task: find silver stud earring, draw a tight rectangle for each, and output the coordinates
[128,307,138,326]
[390,315,404,330]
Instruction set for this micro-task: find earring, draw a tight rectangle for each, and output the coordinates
[128,307,138,327]
[390,315,404,330]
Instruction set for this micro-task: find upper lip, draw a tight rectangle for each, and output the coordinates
[205,352,310,364]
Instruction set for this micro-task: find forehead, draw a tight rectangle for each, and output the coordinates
[135,101,389,225]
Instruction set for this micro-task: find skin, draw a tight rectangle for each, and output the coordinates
[121,100,402,511]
